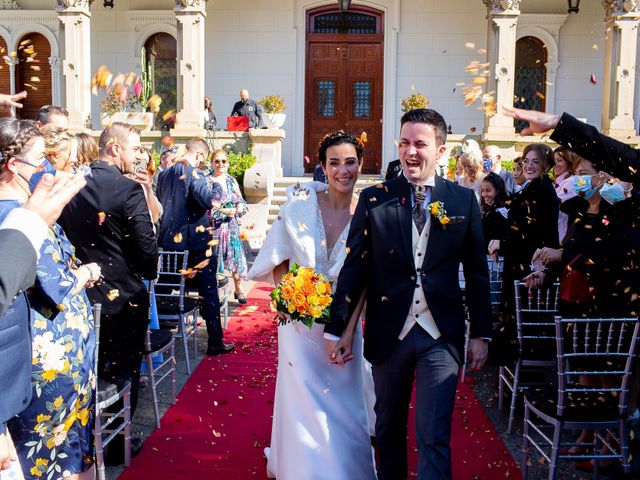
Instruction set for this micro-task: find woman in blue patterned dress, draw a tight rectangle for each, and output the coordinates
[0,119,100,480]
[207,149,249,303]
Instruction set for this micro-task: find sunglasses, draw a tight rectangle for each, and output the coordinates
[213,159,228,165]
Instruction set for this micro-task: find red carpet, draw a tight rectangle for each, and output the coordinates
[119,283,519,479]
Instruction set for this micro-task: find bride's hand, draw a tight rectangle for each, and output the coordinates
[324,338,345,367]
[274,311,287,325]
[336,333,355,365]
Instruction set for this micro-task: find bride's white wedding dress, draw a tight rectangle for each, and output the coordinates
[249,182,377,480]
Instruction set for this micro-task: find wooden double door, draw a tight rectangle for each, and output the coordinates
[305,34,383,174]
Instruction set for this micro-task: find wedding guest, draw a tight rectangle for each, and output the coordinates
[0,91,26,119]
[35,105,69,130]
[483,145,516,195]
[230,89,262,128]
[208,149,249,303]
[488,143,559,324]
[480,172,508,251]
[457,149,484,202]
[0,119,99,479]
[328,110,491,480]
[504,106,640,189]
[512,156,526,192]
[203,96,217,130]
[59,122,158,465]
[313,162,327,183]
[524,157,638,472]
[248,130,377,480]
[384,159,402,181]
[132,147,162,225]
[74,132,98,167]
[152,145,178,193]
[0,172,87,474]
[157,138,234,356]
[42,124,75,172]
[552,146,577,241]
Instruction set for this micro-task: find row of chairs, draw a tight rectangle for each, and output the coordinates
[92,249,230,479]
[496,281,639,479]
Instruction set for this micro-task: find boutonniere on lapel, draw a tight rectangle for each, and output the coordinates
[427,201,450,229]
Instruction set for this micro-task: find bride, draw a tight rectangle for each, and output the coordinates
[248,131,377,480]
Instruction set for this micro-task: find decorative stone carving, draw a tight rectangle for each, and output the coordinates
[602,0,640,16]
[0,0,20,9]
[55,0,92,11]
[174,0,206,8]
[483,0,521,14]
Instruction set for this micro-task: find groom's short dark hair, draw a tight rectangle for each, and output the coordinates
[400,109,447,147]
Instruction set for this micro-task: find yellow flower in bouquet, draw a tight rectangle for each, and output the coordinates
[271,263,333,328]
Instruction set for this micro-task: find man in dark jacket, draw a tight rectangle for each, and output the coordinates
[59,123,158,462]
[231,89,263,128]
[157,138,234,356]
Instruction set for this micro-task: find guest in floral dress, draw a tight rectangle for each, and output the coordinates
[207,149,249,303]
[0,119,100,480]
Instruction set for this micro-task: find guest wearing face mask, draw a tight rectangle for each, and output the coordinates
[524,156,639,474]
[0,119,100,480]
[483,145,516,196]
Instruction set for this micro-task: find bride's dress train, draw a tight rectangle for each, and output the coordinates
[249,182,377,480]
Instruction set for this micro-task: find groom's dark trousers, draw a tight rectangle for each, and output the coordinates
[327,174,492,480]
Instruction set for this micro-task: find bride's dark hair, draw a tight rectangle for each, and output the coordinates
[317,130,364,166]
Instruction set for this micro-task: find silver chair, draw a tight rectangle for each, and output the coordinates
[499,281,560,434]
[93,303,133,480]
[460,256,504,383]
[155,250,200,374]
[143,281,177,429]
[522,316,640,479]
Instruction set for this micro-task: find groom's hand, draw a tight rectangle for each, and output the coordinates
[467,338,489,372]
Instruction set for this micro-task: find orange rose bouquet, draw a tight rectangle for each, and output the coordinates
[270,263,332,328]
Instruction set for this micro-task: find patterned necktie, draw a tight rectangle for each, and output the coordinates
[412,184,427,234]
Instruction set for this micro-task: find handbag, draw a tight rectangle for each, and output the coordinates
[559,254,595,304]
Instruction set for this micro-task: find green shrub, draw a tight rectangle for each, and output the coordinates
[227,149,257,196]
[501,159,514,173]
[400,86,431,113]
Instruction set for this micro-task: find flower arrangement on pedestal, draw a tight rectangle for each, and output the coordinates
[93,49,162,130]
[258,94,287,128]
[400,85,431,113]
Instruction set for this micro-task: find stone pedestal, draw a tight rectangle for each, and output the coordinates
[242,128,285,248]
[171,0,207,137]
[483,0,520,138]
[601,0,640,138]
[56,0,92,131]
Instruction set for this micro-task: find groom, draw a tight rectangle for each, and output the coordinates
[326,108,492,479]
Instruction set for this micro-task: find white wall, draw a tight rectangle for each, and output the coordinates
[14,0,636,173]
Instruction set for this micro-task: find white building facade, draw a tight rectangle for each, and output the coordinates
[1,0,639,177]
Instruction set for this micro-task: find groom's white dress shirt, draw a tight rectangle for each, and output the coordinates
[398,175,441,341]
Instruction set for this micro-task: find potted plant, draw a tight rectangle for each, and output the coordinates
[258,95,286,128]
[96,50,161,130]
[400,86,431,113]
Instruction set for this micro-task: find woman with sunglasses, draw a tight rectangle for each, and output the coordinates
[0,119,99,480]
[207,149,249,303]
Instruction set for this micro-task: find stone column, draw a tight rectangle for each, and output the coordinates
[483,0,520,138]
[171,0,207,137]
[48,56,62,105]
[601,0,640,137]
[5,56,18,96]
[55,0,92,131]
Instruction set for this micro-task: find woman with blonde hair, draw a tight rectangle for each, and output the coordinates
[41,124,75,172]
[74,132,98,167]
[457,149,484,201]
[208,149,249,302]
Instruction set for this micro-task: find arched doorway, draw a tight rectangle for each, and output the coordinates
[144,33,177,128]
[0,37,9,96]
[305,6,384,174]
[15,33,52,120]
[514,36,547,133]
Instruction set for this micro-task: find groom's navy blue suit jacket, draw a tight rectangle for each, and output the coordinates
[327,173,492,364]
